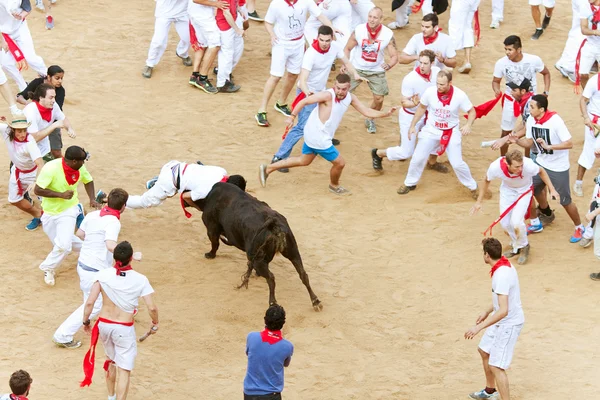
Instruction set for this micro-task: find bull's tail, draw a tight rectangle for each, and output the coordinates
[250,217,286,261]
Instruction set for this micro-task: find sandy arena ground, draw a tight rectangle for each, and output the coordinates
[0,0,599,398]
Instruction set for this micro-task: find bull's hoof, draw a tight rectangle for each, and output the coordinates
[204,252,216,259]
[312,300,323,312]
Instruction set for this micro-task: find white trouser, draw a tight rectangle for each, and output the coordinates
[595,208,600,260]
[233,16,244,70]
[499,188,531,252]
[126,161,178,209]
[491,0,503,22]
[53,265,103,343]
[3,22,47,77]
[305,0,352,48]
[386,109,424,160]
[578,40,600,75]
[351,1,376,31]
[145,16,190,67]
[556,30,585,73]
[404,127,477,189]
[421,0,434,15]
[393,3,411,28]
[0,64,7,85]
[1,50,27,90]
[217,28,238,87]
[448,0,479,50]
[39,205,83,271]
[577,120,599,170]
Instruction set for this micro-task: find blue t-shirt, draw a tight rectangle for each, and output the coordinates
[243,331,294,395]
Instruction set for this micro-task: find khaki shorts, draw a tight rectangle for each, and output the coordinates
[350,69,389,96]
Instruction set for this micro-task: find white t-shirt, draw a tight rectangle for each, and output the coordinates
[180,164,228,201]
[155,0,188,18]
[78,210,122,271]
[401,66,440,114]
[491,264,525,326]
[2,124,41,170]
[0,0,23,35]
[96,268,154,314]
[188,0,214,20]
[301,41,345,93]
[402,32,457,70]
[580,2,600,46]
[493,53,544,95]
[570,0,588,36]
[24,102,65,157]
[264,0,321,41]
[486,156,540,195]
[582,73,600,116]
[420,85,473,135]
[525,113,572,172]
[304,89,351,149]
[350,24,394,72]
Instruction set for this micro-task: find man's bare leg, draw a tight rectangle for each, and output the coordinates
[258,75,282,112]
[564,203,582,226]
[116,368,131,400]
[577,164,587,181]
[105,362,117,399]
[0,82,19,113]
[465,47,472,65]
[531,5,541,29]
[478,348,496,390]
[330,155,346,187]
[500,130,512,156]
[265,153,316,175]
[276,72,298,107]
[490,366,510,400]
[199,47,219,77]
[12,199,41,218]
[247,0,256,13]
[192,48,206,74]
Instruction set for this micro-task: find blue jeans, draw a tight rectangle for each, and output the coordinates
[275,91,317,159]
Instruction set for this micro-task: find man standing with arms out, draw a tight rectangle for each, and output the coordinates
[371,49,448,173]
[398,14,457,70]
[465,237,524,400]
[259,73,397,195]
[81,241,158,400]
[34,146,100,286]
[472,149,559,265]
[555,0,586,82]
[52,189,130,349]
[215,0,244,93]
[344,7,397,134]
[270,25,362,170]
[243,305,293,400]
[142,0,192,79]
[511,95,585,242]
[397,70,479,197]
[574,70,600,197]
[254,0,335,127]
[575,0,600,91]
[0,370,33,400]
[530,0,554,40]
[492,35,550,156]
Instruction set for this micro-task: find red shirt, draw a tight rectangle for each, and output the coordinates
[216,0,238,31]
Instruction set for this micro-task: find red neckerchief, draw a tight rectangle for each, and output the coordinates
[9,395,28,400]
[366,23,383,40]
[35,101,52,122]
[114,259,133,275]
[437,86,454,107]
[423,29,440,45]
[260,328,283,344]
[500,157,523,179]
[592,4,600,29]
[13,134,28,143]
[100,206,121,220]
[284,0,297,7]
[515,91,533,118]
[62,158,80,185]
[534,111,557,125]
[490,256,512,277]
[414,66,431,82]
[311,39,329,55]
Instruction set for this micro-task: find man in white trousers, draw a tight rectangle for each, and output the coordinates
[305,0,352,49]
[143,0,192,79]
[397,70,479,198]
[448,0,480,74]
[574,72,600,197]
[371,49,447,173]
[472,149,559,265]
[574,0,600,91]
[214,0,244,92]
[34,146,101,286]
[52,188,130,349]
[554,0,586,82]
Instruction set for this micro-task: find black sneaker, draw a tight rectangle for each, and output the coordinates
[217,80,241,93]
[274,102,292,116]
[192,76,218,94]
[271,156,289,173]
[256,112,270,127]
[371,148,383,170]
[248,11,264,22]
[542,14,551,29]
[332,138,340,146]
[531,28,543,40]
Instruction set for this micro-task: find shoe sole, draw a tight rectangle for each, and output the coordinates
[52,339,82,349]
[25,224,40,231]
[371,149,383,170]
[259,164,267,187]
[397,186,416,195]
[190,81,218,94]
[247,17,264,22]
[580,240,593,248]
[273,105,291,117]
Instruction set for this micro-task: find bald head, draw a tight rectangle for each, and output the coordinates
[367,7,383,29]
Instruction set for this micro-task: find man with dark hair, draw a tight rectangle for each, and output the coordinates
[399,13,457,70]
[243,305,293,400]
[510,95,585,242]
[260,73,398,195]
[34,145,100,286]
[0,370,32,400]
[492,35,550,156]
[53,188,132,349]
[464,237,524,400]
[81,241,158,400]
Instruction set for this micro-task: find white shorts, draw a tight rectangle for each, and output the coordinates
[0,67,6,85]
[501,95,518,131]
[578,41,600,75]
[190,15,220,48]
[99,322,137,371]
[577,120,600,170]
[386,109,425,161]
[8,166,36,203]
[270,39,305,77]
[528,0,554,6]
[478,323,523,370]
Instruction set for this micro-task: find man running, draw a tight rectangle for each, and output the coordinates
[554,0,586,82]
[448,0,480,74]
[530,0,554,40]
[259,73,398,195]
[575,0,600,93]
[574,70,600,197]
[81,241,158,400]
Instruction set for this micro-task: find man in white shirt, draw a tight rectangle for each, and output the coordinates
[52,188,130,349]
[555,0,587,82]
[464,237,524,400]
[492,35,550,156]
[255,0,335,127]
[511,95,585,242]
[142,0,192,79]
[398,70,479,198]
[574,72,600,197]
[259,73,398,195]
[472,149,559,265]
[0,370,32,400]
[344,7,398,134]
[371,49,447,173]
[81,241,158,400]
[575,0,600,92]
[398,13,457,70]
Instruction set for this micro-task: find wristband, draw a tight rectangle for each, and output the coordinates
[83,319,91,326]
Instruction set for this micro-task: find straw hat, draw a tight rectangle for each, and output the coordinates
[6,113,31,129]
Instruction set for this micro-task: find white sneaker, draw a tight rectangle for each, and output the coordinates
[387,21,407,30]
[458,63,472,74]
[35,0,44,10]
[490,20,500,29]
[44,270,55,286]
[573,182,584,197]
